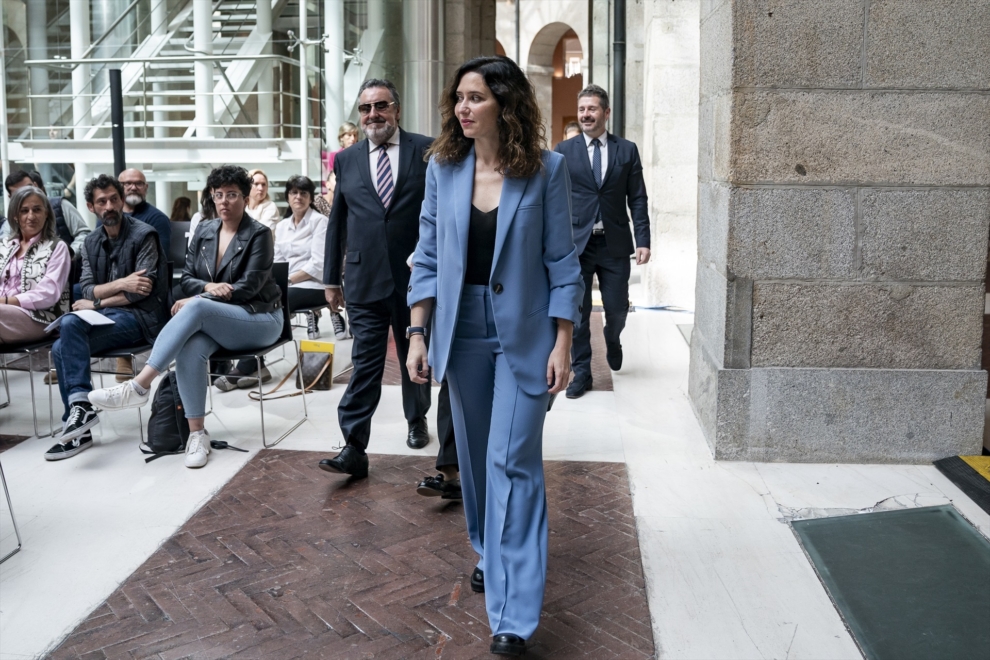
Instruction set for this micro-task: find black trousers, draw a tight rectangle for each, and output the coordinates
[435,379,458,470]
[571,233,631,383]
[338,287,431,451]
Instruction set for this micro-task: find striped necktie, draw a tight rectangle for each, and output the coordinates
[592,138,603,188]
[376,143,394,208]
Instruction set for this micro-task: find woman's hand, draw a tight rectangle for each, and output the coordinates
[547,319,574,395]
[406,335,431,385]
[171,297,194,316]
[203,282,233,299]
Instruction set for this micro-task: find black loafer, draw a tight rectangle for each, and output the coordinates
[565,376,592,399]
[417,474,462,500]
[407,418,430,449]
[318,445,369,479]
[470,567,484,593]
[606,341,623,371]
[490,634,525,656]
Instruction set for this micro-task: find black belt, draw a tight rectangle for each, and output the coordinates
[592,227,605,235]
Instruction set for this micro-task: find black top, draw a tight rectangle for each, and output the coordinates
[465,205,498,286]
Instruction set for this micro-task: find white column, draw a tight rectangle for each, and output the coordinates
[257,0,274,139]
[0,2,10,216]
[324,0,344,143]
[403,0,444,136]
[27,1,50,142]
[298,0,310,176]
[151,0,169,139]
[368,0,385,33]
[194,0,214,138]
[70,0,94,224]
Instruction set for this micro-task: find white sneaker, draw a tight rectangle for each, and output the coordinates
[185,429,211,468]
[88,380,150,411]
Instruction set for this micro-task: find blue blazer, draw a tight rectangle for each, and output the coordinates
[408,148,584,396]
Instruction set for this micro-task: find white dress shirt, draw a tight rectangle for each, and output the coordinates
[369,128,401,190]
[274,207,328,290]
[246,199,281,230]
[584,130,608,229]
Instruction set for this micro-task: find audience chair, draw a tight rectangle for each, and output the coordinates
[206,263,307,448]
[0,338,57,437]
[0,460,22,564]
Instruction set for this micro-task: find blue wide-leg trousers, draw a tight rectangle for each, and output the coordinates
[444,285,551,639]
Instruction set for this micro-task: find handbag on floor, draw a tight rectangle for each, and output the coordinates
[248,340,334,401]
[142,371,190,462]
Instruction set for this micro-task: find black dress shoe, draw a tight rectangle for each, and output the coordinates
[606,341,623,371]
[318,445,369,479]
[565,376,592,399]
[407,418,430,449]
[470,567,484,593]
[490,634,525,656]
[417,474,462,500]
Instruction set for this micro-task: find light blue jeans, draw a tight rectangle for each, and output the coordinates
[146,297,283,418]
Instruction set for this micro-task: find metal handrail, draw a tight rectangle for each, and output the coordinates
[79,0,144,60]
[25,53,321,74]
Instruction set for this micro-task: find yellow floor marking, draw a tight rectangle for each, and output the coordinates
[959,456,990,482]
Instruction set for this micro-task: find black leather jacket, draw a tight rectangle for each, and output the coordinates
[180,215,281,313]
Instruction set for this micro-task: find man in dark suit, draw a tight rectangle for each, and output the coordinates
[320,79,433,478]
[555,84,651,399]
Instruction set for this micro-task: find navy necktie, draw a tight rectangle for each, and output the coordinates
[376,144,394,208]
[592,138,603,188]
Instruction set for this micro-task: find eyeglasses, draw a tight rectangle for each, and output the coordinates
[358,101,396,115]
[119,180,147,188]
[212,192,243,202]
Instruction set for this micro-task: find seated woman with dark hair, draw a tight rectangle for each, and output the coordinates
[0,187,70,343]
[217,175,330,390]
[87,165,284,469]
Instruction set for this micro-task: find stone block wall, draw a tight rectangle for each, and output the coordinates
[691,0,990,462]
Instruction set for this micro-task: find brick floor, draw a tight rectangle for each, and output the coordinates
[334,312,614,392]
[51,452,653,659]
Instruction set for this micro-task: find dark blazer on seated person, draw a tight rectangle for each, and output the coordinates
[554,132,650,258]
[181,214,281,314]
[323,128,433,304]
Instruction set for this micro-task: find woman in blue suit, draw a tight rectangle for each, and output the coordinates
[407,56,583,656]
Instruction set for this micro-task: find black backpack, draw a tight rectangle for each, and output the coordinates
[142,371,190,462]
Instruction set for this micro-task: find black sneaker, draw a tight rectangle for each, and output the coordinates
[61,403,99,441]
[330,311,349,340]
[307,311,321,340]
[45,432,93,461]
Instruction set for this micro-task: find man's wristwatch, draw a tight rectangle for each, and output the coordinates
[93,298,102,310]
[406,326,426,339]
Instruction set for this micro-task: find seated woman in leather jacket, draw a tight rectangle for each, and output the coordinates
[88,165,284,469]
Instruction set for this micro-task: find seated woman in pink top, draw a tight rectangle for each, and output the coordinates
[0,187,71,344]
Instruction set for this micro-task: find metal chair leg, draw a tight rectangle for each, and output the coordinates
[46,351,55,436]
[0,354,10,410]
[263,342,306,449]
[0,461,23,564]
[27,355,40,438]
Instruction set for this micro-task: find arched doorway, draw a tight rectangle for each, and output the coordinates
[527,22,582,145]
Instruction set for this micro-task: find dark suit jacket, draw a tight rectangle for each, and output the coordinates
[554,133,650,258]
[323,128,433,305]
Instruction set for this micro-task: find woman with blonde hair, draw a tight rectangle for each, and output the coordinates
[245,168,280,229]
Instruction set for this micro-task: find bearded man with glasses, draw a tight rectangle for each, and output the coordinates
[319,78,436,479]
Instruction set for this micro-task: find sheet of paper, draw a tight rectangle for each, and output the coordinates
[45,309,116,333]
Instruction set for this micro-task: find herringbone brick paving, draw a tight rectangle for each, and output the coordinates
[51,452,653,659]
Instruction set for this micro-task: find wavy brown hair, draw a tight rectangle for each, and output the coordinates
[427,56,546,178]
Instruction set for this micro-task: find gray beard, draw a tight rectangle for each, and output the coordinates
[365,121,396,145]
[124,193,144,208]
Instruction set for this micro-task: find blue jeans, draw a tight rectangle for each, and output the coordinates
[146,297,283,418]
[52,307,145,420]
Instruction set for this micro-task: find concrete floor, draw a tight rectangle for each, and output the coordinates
[1,303,988,659]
